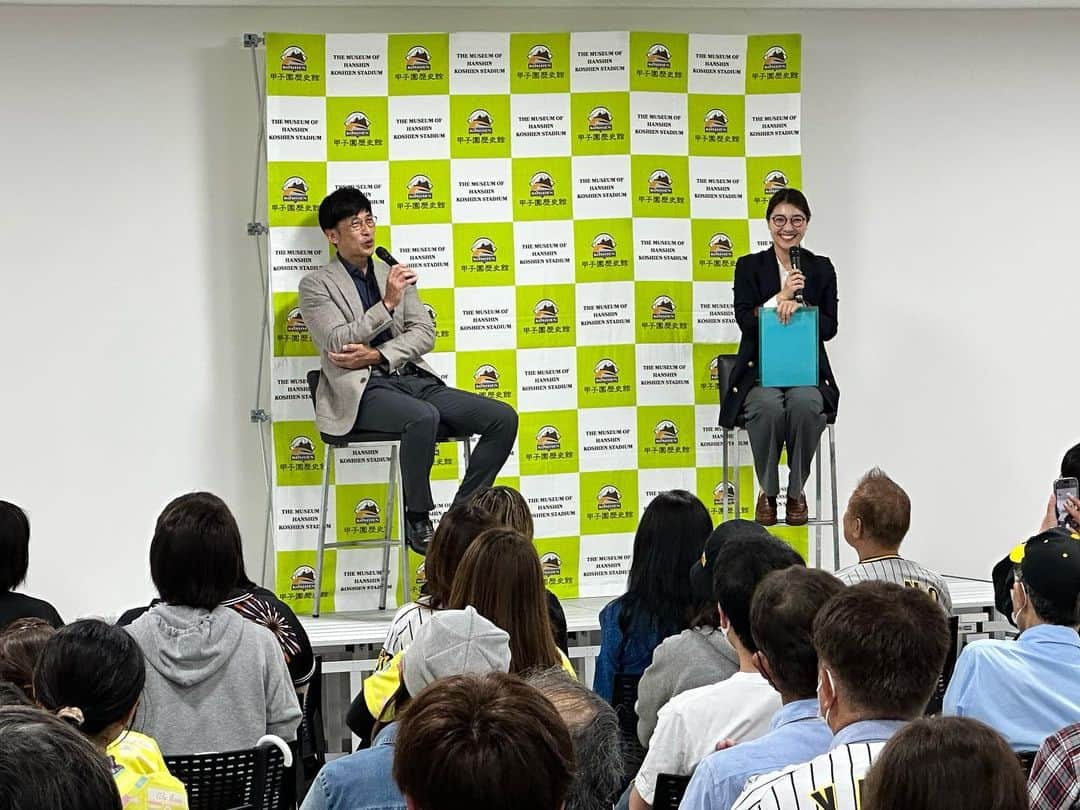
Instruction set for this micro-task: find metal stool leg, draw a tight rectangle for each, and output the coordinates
[828,424,839,569]
[815,438,823,568]
[733,428,741,520]
[462,436,473,473]
[380,444,400,612]
[312,442,333,619]
[721,427,730,521]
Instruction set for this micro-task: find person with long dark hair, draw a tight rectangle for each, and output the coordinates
[0,500,63,630]
[718,188,839,527]
[593,490,713,703]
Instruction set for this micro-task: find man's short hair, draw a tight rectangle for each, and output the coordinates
[1062,442,1080,481]
[318,186,371,231]
[394,672,574,810]
[813,581,950,719]
[526,668,623,810]
[847,468,911,547]
[712,535,804,651]
[0,501,31,592]
[0,705,122,809]
[149,492,241,611]
[750,567,845,698]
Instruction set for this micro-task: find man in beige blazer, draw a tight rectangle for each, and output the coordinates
[298,188,518,551]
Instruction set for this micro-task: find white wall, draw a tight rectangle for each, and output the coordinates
[2,5,1077,620]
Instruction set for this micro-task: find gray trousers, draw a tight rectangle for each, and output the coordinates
[353,369,518,513]
[743,386,825,498]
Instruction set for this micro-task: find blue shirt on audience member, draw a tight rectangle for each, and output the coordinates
[680,698,833,810]
[943,624,1080,752]
[299,722,404,810]
[593,598,672,704]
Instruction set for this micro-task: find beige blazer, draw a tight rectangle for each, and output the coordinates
[298,256,436,436]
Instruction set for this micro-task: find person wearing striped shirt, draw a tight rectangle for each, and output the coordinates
[835,468,951,614]
[730,582,950,810]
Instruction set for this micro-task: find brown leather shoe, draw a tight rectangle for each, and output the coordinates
[786,493,808,526]
[755,493,778,526]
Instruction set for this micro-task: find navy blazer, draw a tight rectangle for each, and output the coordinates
[718,247,839,428]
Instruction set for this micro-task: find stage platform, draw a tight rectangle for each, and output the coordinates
[301,576,1010,755]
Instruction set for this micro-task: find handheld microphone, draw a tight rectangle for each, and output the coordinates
[375,246,399,267]
[789,246,804,304]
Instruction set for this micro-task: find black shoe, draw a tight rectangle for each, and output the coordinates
[405,512,434,555]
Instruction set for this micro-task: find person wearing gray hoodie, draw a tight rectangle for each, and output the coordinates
[124,493,301,754]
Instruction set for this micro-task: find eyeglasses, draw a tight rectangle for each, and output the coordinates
[769,215,807,228]
[347,215,378,232]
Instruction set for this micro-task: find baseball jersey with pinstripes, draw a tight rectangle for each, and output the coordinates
[731,720,907,810]
[835,555,952,615]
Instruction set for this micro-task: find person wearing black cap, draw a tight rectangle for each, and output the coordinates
[633,520,767,749]
[945,527,1080,752]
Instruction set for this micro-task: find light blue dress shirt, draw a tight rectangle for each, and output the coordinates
[300,723,405,810]
[679,698,833,810]
[944,623,1080,752]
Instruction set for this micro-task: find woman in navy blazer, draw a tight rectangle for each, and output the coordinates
[718,189,838,526]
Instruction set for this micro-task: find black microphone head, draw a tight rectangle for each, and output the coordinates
[374,246,398,266]
[789,245,801,268]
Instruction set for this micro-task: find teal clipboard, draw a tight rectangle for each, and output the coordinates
[759,307,819,388]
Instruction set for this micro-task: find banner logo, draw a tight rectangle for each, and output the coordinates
[527,44,553,70]
[709,233,734,258]
[467,109,494,134]
[407,175,434,200]
[530,172,555,198]
[415,562,426,587]
[473,364,500,390]
[354,499,381,524]
[290,565,316,591]
[764,170,788,194]
[536,426,562,450]
[344,112,371,137]
[646,43,672,69]
[471,237,497,263]
[592,233,617,258]
[540,551,562,576]
[281,46,307,72]
[708,357,720,383]
[588,106,613,132]
[763,46,787,71]
[424,303,437,325]
[704,109,728,134]
[289,436,316,462]
[594,359,620,384]
[285,307,308,333]
[533,299,559,324]
[282,177,309,202]
[713,481,736,507]
[406,46,432,71]
[651,295,676,320]
[597,485,623,511]
[654,420,679,444]
[648,170,673,195]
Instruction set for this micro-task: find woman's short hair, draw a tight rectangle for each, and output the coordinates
[765,187,811,220]
[423,503,500,610]
[863,716,1027,810]
[0,617,56,701]
[150,492,242,610]
[0,705,122,810]
[394,672,574,810]
[34,619,146,740]
[449,528,561,673]
[470,486,535,540]
[0,501,31,592]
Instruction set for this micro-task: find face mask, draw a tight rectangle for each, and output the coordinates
[817,668,836,725]
[1011,584,1027,626]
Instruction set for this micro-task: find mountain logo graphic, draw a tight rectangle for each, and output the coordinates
[704,109,728,133]
[282,177,308,202]
[354,499,380,524]
[471,238,497,263]
[647,43,672,69]
[533,299,558,324]
[290,565,315,591]
[344,112,370,137]
[709,233,734,258]
[281,46,307,72]
[285,307,307,333]
[588,106,613,132]
[473,364,499,390]
[592,233,617,258]
[764,170,788,194]
[527,45,553,70]
[536,426,562,451]
[467,109,493,134]
[594,359,619,384]
[654,420,679,444]
[651,295,676,320]
[597,485,622,511]
[763,46,787,71]
[406,46,431,71]
[530,172,555,197]
[289,436,316,462]
[540,552,562,576]
[648,170,673,195]
[407,175,433,200]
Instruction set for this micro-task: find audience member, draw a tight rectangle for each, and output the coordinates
[1040,442,1080,533]
[393,672,575,810]
[1029,720,1080,810]
[628,533,803,810]
[946,526,1080,751]
[0,616,55,700]
[863,716,1028,810]
[635,520,764,748]
[527,668,624,810]
[117,492,316,692]
[124,493,301,753]
[681,566,844,810]
[377,503,500,667]
[302,607,512,810]
[34,619,188,808]
[0,705,122,810]
[595,490,713,703]
[730,582,950,810]
[0,501,63,630]
[835,469,951,613]
[0,680,33,706]
[471,484,570,653]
